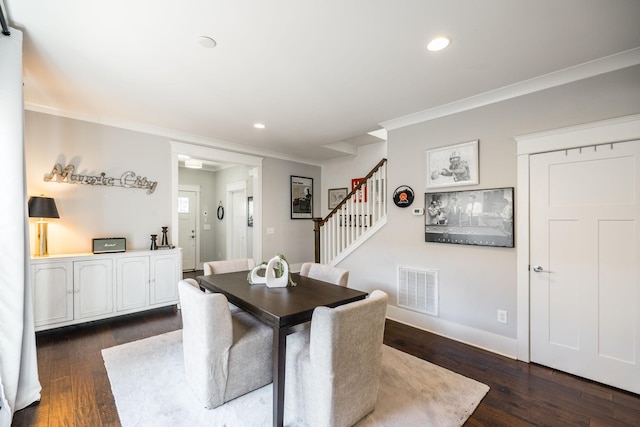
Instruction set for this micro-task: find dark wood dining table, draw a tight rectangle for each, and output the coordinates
[197,271,368,427]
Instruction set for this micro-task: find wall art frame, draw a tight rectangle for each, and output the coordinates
[247,196,254,227]
[424,187,514,248]
[351,177,367,202]
[426,140,479,189]
[291,175,313,219]
[328,187,348,209]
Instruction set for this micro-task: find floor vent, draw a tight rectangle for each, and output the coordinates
[397,265,438,316]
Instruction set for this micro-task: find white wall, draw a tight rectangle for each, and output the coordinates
[321,142,387,214]
[336,64,640,357]
[25,111,173,254]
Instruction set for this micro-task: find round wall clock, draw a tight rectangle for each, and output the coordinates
[393,185,415,208]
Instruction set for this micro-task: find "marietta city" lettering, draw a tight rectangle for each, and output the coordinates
[44,164,158,194]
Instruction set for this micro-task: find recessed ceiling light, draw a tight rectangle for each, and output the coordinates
[185,159,203,169]
[254,123,266,129]
[197,36,217,49]
[427,36,451,52]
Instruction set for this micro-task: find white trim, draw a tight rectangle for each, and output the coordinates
[330,217,387,266]
[515,155,531,361]
[386,305,518,359]
[248,167,262,264]
[381,48,640,131]
[514,114,640,362]
[225,181,247,260]
[516,113,640,155]
[171,141,263,167]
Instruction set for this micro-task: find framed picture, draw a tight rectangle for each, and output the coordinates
[328,187,348,209]
[351,178,367,202]
[426,140,479,189]
[424,187,514,248]
[291,175,313,219]
[247,196,253,227]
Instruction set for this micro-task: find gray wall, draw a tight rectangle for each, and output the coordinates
[178,167,217,263]
[213,165,253,261]
[261,157,321,265]
[23,64,639,358]
[334,64,640,353]
[24,111,320,270]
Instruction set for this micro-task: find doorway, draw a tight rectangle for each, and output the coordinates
[178,187,199,271]
[226,181,248,259]
[529,141,639,393]
[170,142,263,266]
[516,114,640,393]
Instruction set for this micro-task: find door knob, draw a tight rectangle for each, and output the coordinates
[532,265,547,273]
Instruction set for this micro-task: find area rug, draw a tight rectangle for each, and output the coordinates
[102,330,489,426]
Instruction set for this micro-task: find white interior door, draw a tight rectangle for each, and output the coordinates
[226,182,247,260]
[530,140,640,394]
[178,190,198,271]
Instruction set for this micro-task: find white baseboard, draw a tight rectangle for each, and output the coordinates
[386,305,518,360]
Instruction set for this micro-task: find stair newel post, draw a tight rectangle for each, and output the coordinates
[313,217,323,263]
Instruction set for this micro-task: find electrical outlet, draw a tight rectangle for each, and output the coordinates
[497,309,507,324]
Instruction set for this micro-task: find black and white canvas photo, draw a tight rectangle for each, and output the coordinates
[426,140,479,189]
[291,175,313,219]
[424,187,514,248]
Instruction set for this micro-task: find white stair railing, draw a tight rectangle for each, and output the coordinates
[314,159,387,265]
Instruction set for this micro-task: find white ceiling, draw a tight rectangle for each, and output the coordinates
[4,0,640,163]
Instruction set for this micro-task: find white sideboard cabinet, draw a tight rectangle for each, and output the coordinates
[31,248,182,331]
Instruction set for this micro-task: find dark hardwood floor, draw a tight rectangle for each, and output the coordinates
[12,274,640,426]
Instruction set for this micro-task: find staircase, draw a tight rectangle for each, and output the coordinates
[313,159,388,265]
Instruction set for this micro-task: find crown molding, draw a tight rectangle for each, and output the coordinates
[515,113,640,155]
[23,103,323,166]
[380,47,640,132]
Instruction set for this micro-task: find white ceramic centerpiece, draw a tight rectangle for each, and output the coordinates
[248,254,296,287]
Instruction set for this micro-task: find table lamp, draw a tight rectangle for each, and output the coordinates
[28,196,60,256]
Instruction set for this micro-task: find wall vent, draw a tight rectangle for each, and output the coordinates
[397,266,438,316]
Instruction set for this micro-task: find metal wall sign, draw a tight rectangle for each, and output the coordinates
[44,164,158,194]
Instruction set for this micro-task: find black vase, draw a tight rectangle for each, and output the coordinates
[161,227,169,246]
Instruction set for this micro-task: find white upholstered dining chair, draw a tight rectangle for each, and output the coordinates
[202,259,256,310]
[203,258,255,275]
[285,290,388,427]
[178,279,272,409]
[299,262,349,287]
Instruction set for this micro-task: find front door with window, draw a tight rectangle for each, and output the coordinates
[178,190,197,271]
